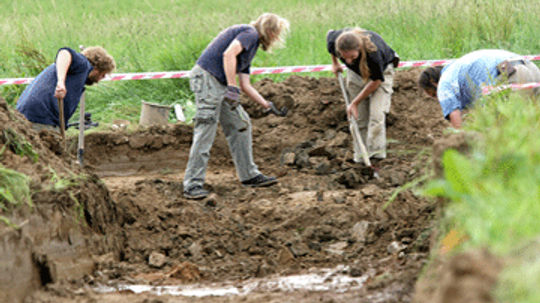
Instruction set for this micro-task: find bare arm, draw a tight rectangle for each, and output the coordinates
[238,73,270,109]
[448,109,462,129]
[223,39,243,87]
[331,55,343,76]
[347,80,382,119]
[55,49,72,99]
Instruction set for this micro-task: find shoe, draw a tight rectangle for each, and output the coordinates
[183,185,209,200]
[242,174,278,187]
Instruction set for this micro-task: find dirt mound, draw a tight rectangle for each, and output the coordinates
[0,97,123,303]
[6,68,463,303]
[35,68,447,302]
[414,249,502,303]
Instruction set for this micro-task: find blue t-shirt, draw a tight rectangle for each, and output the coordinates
[196,25,260,85]
[438,49,519,119]
[16,47,93,127]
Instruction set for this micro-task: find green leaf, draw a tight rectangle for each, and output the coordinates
[443,150,474,195]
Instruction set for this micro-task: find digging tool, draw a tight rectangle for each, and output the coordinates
[57,97,66,152]
[77,93,86,167]
[337,73,379,178]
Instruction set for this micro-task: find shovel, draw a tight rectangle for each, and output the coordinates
[337,73,379,178]
[57,97,66,152]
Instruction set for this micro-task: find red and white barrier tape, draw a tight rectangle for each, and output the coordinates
[2,55,540,87]
[483,82,540,95]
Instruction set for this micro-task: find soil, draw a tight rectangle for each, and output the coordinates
[0,68,477,303]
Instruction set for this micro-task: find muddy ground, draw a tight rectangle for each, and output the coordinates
[1,68,455,303]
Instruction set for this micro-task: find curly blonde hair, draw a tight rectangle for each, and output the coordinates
[251,13,290,52]
[81,46,116,74]
[336,28,377,82]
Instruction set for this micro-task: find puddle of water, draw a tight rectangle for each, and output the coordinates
[95,265,369,297]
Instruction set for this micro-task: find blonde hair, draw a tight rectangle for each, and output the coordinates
[336,28,377,81]
[251,13,290,52]
[81,46,116,74]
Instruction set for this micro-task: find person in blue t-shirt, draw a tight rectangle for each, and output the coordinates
[16,46,116,132]
[418,49,540,128]
[183,13,290,200]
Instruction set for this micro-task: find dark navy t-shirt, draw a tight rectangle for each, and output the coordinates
[327,29,396,82]
[196,25,260,85]
[17,47,92,127]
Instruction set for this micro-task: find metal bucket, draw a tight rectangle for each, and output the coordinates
[139,100,172,126]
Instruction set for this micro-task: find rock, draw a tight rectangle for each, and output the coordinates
[314,159,332,175]
[287,239,310,257]
[308,145,336,158]
[129,136,147,149]
[326,241,348,255]
[112,135,129,145]
[295,151,310,168]
[324,129,337,140]
[188,242,203,259]
[329,132,349,147]
[336,170,364,188]
[387,241,407,255]
[351,221,371,243]
[390,171,406,186]
[361,184,380,197]
[277,248,295,265]
[148,252,167,268]
[282,152,295,166]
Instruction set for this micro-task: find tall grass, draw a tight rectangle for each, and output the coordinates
[1,0,540,124]
[422,91,540,303]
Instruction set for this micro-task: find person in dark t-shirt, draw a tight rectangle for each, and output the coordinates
[327,28,398,161]
[183,13,290,200]
[16,47,116,132]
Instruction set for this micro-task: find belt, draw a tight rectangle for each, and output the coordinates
[506,58,527,67]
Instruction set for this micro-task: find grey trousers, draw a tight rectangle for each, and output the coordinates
[183,65,261,190]
[346,65,395,159]
[507,60,540,96]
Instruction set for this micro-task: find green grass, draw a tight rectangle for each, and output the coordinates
[422,91,540,303]
[2,0,540,124]
[0,165,32,212]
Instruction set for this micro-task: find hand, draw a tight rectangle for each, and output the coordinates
[54,82,67,99]
[225,85,241,102]
[332,63,343,76]
[265,101,288,117]
[347,102,359,120]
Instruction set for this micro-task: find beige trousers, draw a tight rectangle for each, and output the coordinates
[347,65,395,160]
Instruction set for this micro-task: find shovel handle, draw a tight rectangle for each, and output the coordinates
[337,73,371,168]
[57,97,66,152]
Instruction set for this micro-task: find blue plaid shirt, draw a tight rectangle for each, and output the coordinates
[16,48,93,127]
[438,49,519,119]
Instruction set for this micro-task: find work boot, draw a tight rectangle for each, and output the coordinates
[183,185,209,200]
[242,174,278,187]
